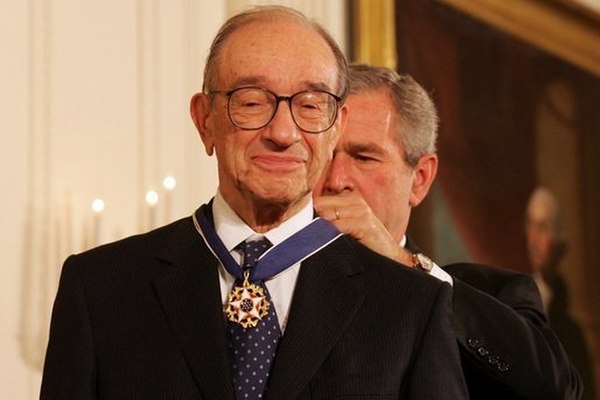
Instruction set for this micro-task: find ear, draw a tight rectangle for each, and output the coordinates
[338,103,349,133]
[409,154,438,207]
[190,92,215,156]
[329,103,348,153]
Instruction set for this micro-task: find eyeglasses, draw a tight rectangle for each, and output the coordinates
[209,86,342,134]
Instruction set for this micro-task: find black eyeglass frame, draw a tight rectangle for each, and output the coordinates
[208,86,343,134]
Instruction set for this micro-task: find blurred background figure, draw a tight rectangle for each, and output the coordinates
[525,186,596,399]
[526,187,565,313]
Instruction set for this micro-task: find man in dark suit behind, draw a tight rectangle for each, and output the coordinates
[40,7,468,399]
[315,63,582,399]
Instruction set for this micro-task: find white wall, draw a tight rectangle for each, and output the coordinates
[0,1,347,398]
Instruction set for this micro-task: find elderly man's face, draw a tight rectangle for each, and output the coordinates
[194,18,345,215]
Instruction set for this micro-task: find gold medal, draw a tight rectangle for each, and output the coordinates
[224,271,270,328]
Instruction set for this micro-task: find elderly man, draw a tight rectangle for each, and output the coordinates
[40,7,467,399]
[315,63,583,399]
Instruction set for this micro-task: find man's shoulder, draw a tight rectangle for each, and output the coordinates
[444,262,531,285]
[64,216,197,275]
[325,236,448,290]
[443,262,539,302]
[314,236,453,323]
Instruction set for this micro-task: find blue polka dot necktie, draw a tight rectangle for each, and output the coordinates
[227,238,281,399]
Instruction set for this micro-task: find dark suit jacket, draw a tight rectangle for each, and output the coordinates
[445,263,583,400]
[40,217,468,399]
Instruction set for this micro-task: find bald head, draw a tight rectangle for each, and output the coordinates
[202,6,348,100]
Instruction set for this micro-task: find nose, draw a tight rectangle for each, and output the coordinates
[322,153,354,195]
[263,101,301,147]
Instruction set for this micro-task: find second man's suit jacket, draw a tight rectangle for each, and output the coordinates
[445,262,583,399]
[41,216,468,399]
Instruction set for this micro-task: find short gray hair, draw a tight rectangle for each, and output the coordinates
[348,63,438,166]
[202,6,348,101]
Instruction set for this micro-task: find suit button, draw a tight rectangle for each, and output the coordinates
[487,355,499,365]
[497,362,510,372]
[477,346,490,357]
[467,338,480,348]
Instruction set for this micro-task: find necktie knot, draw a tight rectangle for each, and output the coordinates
[238,238,272,270]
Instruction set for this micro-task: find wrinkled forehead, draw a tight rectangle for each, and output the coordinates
[340,92,402,143]
[215,19,341,93]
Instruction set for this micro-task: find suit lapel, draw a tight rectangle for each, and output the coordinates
[266,237,365,399]
[152,220,235,400]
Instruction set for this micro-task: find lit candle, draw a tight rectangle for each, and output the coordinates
[145,190,159,230]
[91,198,105,246]
[162,175,176,224]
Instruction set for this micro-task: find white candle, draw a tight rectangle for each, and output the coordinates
[145,190,159,230]
[162,175,176,224]
[91,198,105,246]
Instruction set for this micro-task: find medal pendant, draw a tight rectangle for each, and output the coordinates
[224,271,270,328]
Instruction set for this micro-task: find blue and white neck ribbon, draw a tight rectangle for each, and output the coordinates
[192,203,342,282]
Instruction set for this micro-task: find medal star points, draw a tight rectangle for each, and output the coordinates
[225,282,270,328]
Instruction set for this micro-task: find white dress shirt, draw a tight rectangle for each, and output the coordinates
[211,191,314,333]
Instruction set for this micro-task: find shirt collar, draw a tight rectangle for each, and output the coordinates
[212,191,315,251]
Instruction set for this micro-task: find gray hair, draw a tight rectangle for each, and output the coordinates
[202,5,348,101]
[348,63,438,166]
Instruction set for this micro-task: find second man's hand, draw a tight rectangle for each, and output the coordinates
[314,192,414,267]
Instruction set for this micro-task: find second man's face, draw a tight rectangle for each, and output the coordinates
[316,89,416,241]
[196,18,346,214]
